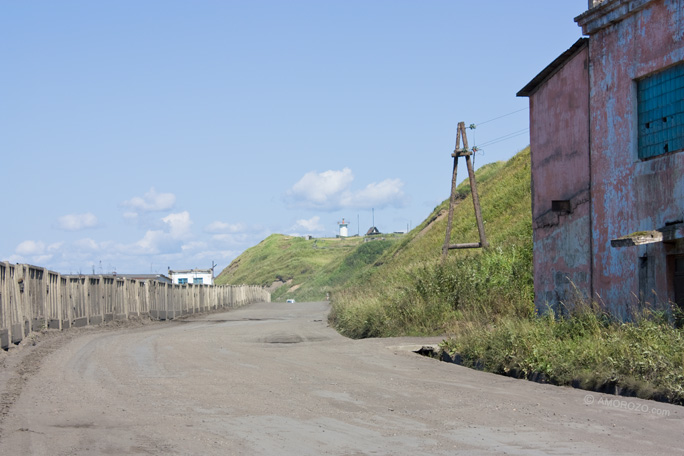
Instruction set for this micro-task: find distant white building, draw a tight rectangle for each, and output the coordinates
[168,268,213,285]
[338,218,349,237]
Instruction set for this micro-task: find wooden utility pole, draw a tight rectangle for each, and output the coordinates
[442,121,488,261]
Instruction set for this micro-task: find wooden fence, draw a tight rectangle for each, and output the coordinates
[0,262,270,350]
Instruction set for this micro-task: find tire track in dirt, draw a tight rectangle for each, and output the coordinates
[0,316,166,443]
[0,331,75,441]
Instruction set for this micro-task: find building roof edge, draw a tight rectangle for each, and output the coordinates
[517,38,589,98]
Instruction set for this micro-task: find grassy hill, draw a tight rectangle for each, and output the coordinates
[214,232,404,302]
[328,147,533,338]
[216,146,533,314]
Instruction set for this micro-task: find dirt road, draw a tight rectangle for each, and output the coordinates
[0,301,681,455]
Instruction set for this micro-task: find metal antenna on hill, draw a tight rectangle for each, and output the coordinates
[442,121,488,261]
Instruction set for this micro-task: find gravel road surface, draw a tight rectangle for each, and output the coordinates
[0,301,681,455]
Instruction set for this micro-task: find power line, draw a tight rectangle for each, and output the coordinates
[475,128,529,148]
[452,107,530,156]
[472,107,529,128]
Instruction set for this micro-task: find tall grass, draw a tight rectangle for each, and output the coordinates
[329,239,534,338]
[440,303,684,404]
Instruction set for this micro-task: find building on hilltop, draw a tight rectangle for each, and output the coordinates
[366,226,381,236]
[168,268,214,286]
[518,0,684,319]
[338,218,349,237]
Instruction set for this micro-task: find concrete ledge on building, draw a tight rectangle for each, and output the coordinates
[534,189,590,230]
[575,0,652,35]
[611,223,684,247]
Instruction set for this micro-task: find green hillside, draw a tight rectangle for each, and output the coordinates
[328,147,533,338]
[214,232,404,302]
[216,146,532,312]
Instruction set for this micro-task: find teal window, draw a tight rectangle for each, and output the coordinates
[193,278,203,284]
[178,278,188,284]
[638,64,684,160]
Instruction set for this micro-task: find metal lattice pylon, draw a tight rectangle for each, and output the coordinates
[442,121,488,260]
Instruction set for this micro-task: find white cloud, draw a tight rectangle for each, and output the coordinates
[291,216,324,233]
[57,213,98,231]
[133,230,175,255]
[122,188,176,214]
[11,241,63,266]
[340,178,406,209]
[287,168,407,210]
[162,211,192,238]
[181,241,208,252]
[33,254,53,264]
[73,238,100,251]
[287,168,354,208]
[16,240,45,255]
[205,221,247,234]
[128,211,193,255]
[4,209,270,275]
[47,242,64,252]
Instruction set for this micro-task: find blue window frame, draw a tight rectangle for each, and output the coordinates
[638,64,684,160]
[193,278,203,284]
[178,278,188,284]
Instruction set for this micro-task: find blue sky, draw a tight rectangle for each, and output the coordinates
[1,1,588,275]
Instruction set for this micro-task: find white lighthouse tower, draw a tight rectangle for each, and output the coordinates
[338,218,349,237]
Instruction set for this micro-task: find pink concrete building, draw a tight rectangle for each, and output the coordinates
[518,0,684,319]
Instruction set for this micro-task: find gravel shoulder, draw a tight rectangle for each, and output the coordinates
[0,301,682,455]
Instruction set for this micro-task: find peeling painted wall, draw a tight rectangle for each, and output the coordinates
[586,0,684,315]
[528,45,592,313]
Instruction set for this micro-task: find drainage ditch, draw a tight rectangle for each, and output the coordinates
[413,345,678,405]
